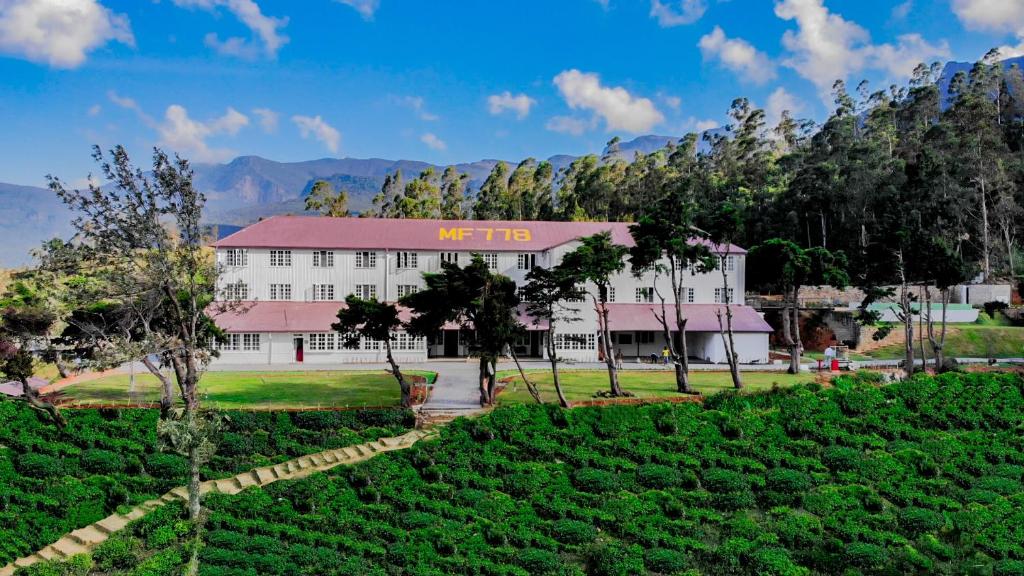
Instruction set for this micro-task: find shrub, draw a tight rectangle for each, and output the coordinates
[79,449,126,475]
[16,453,63,478]
[550,519,597,545]
[636,464,681,488]
[92,536,141,571]
[516,548,561,574]
[571,467,619,493]
[13,554,92,576]
[644,547,688,573]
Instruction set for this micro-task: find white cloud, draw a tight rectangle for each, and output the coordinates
[660,93,682,111]
[107,90,154,124]
[698,26,777,85]
[545,116,593,136]
[157,105,249,162]
[891,1,912,20]
[0,0,133,68]
[420,132,446,151]
[292,115,341,154]
[764,87,804,127]
[252,107,278,132]
[395,96,438,121]
[775,0,949,96]
[951,0,1024,58]
[171,0,288,58]
[649,0,706,27]
[335,0,379,19]
[487,91,536,119]
[88,104,102,117]
[552,69,664,133]
[695,119,720,132]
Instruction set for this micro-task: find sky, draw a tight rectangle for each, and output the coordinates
[1,0,1023,186]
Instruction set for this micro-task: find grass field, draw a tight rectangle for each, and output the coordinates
[59,370,436,409]
[863,324,1024,359]
[496,369,814,404]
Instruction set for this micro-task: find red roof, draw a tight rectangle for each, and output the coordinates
[211,301,547,333]
[603,303,773,333]
[214,215,745,254]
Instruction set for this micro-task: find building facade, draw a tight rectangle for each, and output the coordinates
[211,216,772,365]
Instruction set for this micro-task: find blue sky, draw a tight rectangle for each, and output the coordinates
[1,0,1022,186]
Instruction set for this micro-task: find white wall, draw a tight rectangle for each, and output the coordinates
[211,331,428,366]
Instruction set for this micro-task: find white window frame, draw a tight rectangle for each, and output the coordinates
[225,282,249,300]
[396,252,418,269]
[225,249,248,267]
[307,332,336,351]
[722,255,735,272]
[269,283,292,301]
[312,284,336,301]
[517,253,536,271]
[440,252,459,266]
[685,287,695,303]
[312,250,334,268]
[554,333,596,350]
[397,284,419,298]
[219,333,260,352]
[354,284,377,300]
[608,287,616,303]
[635,287,654,303]
[483,253,499,270]
[714,287,735,304]
[270,250,292,267]
[355,251,377,268]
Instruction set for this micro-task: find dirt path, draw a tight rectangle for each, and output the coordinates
[0,428,436,576]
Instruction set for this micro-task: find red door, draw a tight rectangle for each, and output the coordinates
[294,337,304,362]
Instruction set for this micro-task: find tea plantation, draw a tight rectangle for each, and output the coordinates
[0,404,415,566]
[17,372,1024,575]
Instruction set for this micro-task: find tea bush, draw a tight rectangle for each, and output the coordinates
[0,404,414,565]
[27,372,1024,575]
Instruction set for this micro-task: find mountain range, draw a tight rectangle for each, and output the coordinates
[3,56,1020,268]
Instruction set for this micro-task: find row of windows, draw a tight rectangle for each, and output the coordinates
[219,333,260,351]
[553,333,597,350]
[308,332,425,352]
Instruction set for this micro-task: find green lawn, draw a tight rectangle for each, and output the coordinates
[863,324,1024,360]
[496,369,814,405]
[59,370,435,409]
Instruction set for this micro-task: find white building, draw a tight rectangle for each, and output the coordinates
[211,216,771,365]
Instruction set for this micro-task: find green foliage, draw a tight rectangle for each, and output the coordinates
[0,403,413,565]
[13,554,91,576]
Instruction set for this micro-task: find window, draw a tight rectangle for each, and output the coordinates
[554,333,596,350]
[312,251,334,267]
[638,331,656,344]
[224,282,249,300]
[517,253,536,270]
[440,252,459,266]
[684,287,695,303]
[483,253,498,270]
[361,337,381,350]
[722,255,735,272]
[568,284,587,303]
[714,287,735,304]
[354,284,377,300]
[269,283,292,301]
[608,287,616,303]
[396,252,418,269]
[355,251,377,268]
[312,284,336,301]
[307,333,336,351]
[397,284,419,298]
[270,250,292,267]
[518,287,531,302]
[219,333,260,352]
[616,332,633,345]
[392,332,425,350]
[225,249,247,267]
[635,287,654,303]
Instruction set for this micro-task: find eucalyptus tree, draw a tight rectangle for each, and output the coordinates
[304,179,349,217]
[440,166,468,219]
[557,232,629,396]
[398,168,442,219]
[473,161,511,220]
[368,169,404,218]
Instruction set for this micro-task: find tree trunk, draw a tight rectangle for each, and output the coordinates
[509,347,542,403]
[980,177,991,282]
[187,442,201,520]
[478,356,492,406]
[927,287,949,371]
[917,285,928,371]
[718,261,742,389]
[546,329,569,408]
[142,355,175,417]
[669,265,692,393]
[384,340,411,408]
[19,376,65,428]
[900,284,915,378]
[51,348,69,379]
[596,297,622,396]
[789,287,804,375]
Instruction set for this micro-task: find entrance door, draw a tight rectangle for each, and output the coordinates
[530,332,540,357]
[294,337,304,362]
[443,330,459,357]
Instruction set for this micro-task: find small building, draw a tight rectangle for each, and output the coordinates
[210,216,772,365]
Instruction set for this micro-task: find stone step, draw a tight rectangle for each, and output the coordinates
[96,515,129,534]
[68,526,106,547]
[238,471,260,488]
[36,547,63,561]
[253,467,275,485]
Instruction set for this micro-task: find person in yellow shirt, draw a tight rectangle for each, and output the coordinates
[662,346,670,365]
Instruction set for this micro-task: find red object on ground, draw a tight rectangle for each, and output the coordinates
[831,358,839,371]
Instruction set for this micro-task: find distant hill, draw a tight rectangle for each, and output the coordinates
[0,182,75,268]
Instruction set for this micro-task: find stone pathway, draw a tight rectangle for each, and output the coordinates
[0,428,436,576]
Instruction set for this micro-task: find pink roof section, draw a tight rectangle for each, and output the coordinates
[210,301,768,334]
[604,304,773,333]
[210,301,548,333]
[214,215,746,254]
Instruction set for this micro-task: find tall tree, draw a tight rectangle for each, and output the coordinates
[397,168,442,219]
[440,166,468,219]
[557,232,629,396]
[48,146,224,527]
[304,179,349,217]
[520,266,583,408]
[368,170,404,218]
[332,295,413,407]
[403,255,522,406]
[473,161,511,220]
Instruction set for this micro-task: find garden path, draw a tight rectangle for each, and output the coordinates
[0,428,437,576]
